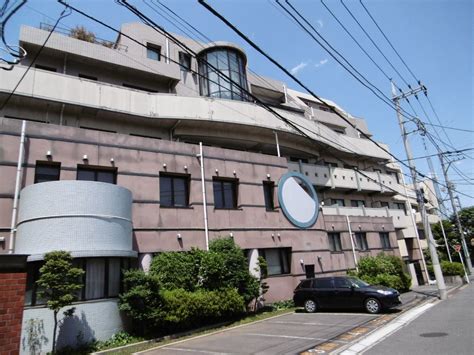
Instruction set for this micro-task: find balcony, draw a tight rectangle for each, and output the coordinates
[0,66,391,161]
[415,212,440,225]
[15,181,136,261]
[322,206,413,229]
[290,162,401,195]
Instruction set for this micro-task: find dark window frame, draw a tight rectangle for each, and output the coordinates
[159,172,191,208]
[380,232,392,249]
[146,43,161,61]
[328,232,342,252]
[78,73,98,81]
[35,64,57,72]
[258,248,291,276]
[34,160,61,184]
[355,232,369,251]
[76,164,117,184]
[179,51,192,71]
[331,199,345,207]
[212,177,239,209]
[351,200,365,208]
[25,257,131,306]
[263,181,275,211]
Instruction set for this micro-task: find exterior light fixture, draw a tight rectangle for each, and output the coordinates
[233,170,236,176]
[266,173,271,179]
[184,165,188,170]
[82,155,88,161]
[46,150,52,157]
[110,158,114,163]
[177,233,182,240]
[163,163,167,168]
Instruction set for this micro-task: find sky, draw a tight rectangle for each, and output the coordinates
[4,0,473,211]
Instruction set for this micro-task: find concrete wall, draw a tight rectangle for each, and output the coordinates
[20,299,124,355]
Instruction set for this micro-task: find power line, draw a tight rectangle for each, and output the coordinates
[359,0,419,83]
[1,6,70,110]
[197,0,474,200]
[320,0,392,81]
[340,0,411,87]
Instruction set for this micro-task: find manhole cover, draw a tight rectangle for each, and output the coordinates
[419,332,448,338]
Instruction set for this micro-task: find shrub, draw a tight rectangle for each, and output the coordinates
[271,299,295,310]
[441,261,464,276]
[70,26,96,43]
[95,331,143,350]
[118,270,163,326]
[355,254,411,291]
[155,288,245,331]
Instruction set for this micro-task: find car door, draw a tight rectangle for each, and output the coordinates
[333,277,358,309]
[313,277,335,308]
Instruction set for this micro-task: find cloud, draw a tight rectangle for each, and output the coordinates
[314,59,328,68]
[317,19,324,29]
[290,61,309,75]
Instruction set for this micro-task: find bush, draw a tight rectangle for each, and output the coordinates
[355,254,411,291]
[271,299,295,310]
[95,331,143,350]
[155,288,245,331]
[441,261,464,276]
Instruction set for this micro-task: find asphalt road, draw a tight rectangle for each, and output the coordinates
[365,282,474,355]
[142,311,379,355]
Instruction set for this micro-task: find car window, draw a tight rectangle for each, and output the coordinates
[334,278,352,288]
[348,277,370,288]
[314,278,333,288]
[298,279,313,289]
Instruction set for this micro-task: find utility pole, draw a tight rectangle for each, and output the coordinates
[420,135,451,262]
[392,82,447,300]
[438,153,473,273]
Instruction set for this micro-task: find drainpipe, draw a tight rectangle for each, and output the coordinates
[198,142,209,251]
[273,131,281,157]
[8,120,26,254]
[346,215,358,272]
[165,37,170,64]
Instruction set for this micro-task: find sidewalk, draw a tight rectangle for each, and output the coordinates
[399,281,460,306]
[363,281,473,354]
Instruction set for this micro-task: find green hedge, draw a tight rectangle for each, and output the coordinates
[428,261,464,277]
[156,288,245,330]
[355,254,411,291]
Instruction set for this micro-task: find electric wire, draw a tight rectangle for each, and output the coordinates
[339,0,410,87]
[197,0,474,200]
[0,6,70,110]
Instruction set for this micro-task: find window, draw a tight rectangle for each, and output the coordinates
[213,177,238,209]
[179,51,192,71]
[35,64,57,72]
[263,181,275,211]
[122,83,158,93]
[160,173,190,207]
[351,200,365,208]
[324,162,338,168]
[328,232,342,252]
[34,161,60,183]
[394,202,407,214]
[198,47,248,101]
[146,43,161,61]
[355,232,368,251]
[314,278,334,288]
[334,277,352,288]
[78,73,98,81]
[24,258,130,306]
[380,201,390,208]
[258,248,291,276]
[380,232,391,249]
[417,229,426,240]
[331,199,345,207]
[77,165,117,184]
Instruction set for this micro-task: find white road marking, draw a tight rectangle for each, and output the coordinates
[339,302,435,354]
[294,312,377,317]
[269,320,369,327]
[244,333,348,344]
[162,347,231,354]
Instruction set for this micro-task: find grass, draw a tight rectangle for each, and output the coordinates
[100,307,296,355]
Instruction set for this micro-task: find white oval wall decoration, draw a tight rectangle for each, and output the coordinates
[277,172,319,228]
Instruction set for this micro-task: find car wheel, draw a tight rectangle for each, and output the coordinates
[365,297,381,314]
[304,299,317,313]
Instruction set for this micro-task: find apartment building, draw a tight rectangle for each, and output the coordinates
[0,23,437,352]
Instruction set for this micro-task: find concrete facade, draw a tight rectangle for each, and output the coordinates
[0,22,440,351]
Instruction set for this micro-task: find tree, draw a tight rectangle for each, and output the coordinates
[36,251,84,353]
[431,206,474,262]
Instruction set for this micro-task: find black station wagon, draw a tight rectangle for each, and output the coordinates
[293,276,401,314]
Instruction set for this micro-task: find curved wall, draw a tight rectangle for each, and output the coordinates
[15,180,135,261]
